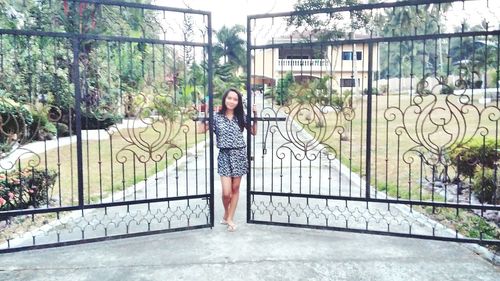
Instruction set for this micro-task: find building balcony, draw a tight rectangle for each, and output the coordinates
[276,59,329,72]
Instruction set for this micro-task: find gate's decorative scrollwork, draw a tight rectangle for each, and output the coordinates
[0,97,55,170]
[113,90,193,164]
[273,91,354,161]
[385,74,500,166]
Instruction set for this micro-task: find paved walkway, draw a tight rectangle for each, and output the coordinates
[0,98,500,280]
[0,174,499,280]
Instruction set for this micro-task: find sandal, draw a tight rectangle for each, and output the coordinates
[220,219,228,225]
[227,223,237,232]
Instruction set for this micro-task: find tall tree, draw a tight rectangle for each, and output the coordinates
[213,25,246,68]
[0,1,162,124]
[288,1,455,79]
[373,2,453,78]
[288,0,366,41]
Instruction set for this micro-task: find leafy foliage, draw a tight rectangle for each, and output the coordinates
[472,167,500,204]
[288,0,367,41]
[275,72,294,105]
[0,95,34,147]
[0,168,58,211]
[213,25,246,68]
[450,137,498,179]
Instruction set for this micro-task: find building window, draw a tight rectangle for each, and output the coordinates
[342,51,362,60]
[340,78,356,87]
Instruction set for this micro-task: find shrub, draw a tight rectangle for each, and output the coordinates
[487,69,498,88]
[275,72,294,105]
[362,88,379,95]
[331,91,352,110]
[450,137,498,178]
[379,84,388,95]
[473,80,483,89]
[0,168,58,211]
[439,85,455,95]
[29,110,57,141]
[152,95,180,122]
[55,123,71,137]
[264,87,274,98]
[78,111,123,130]
[124,93,144,118]
[0,97,34,144]
[472,167,499,204]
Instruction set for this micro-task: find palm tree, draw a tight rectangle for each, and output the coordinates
[213,25,246,69]
[450,20,499,89]
[376,3,453,78]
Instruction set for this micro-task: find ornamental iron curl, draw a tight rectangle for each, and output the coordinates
[0,97,57,170]
[113,87,194,164]
[272,86,354,161]
[385,74,500,167]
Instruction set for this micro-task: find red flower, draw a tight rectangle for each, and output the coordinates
[0,197,5,206]
[8,192,14,199]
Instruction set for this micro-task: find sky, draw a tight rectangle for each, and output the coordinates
[153,0,294,29]
[152,0,500,36]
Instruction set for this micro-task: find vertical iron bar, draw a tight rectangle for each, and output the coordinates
[365,42,374,198]
[385,41,390,199]
[72,36,84,207]
[207,12,214,227]
[374,40,379,198]
[260,47,265,193]
[110,137,114,202]
[246,15,252,223]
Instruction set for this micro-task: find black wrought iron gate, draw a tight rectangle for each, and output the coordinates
[246,0,500,246]
[2,0,500,253]
[0,0,214,252]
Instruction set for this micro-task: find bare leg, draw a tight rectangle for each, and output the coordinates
[226,176,241,226]
[220,176,232,221]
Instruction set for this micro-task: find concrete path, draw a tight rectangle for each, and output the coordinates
[0,118,148,170]
[0,97,500,281]
[1,149,499,280]
[0,174,499,280]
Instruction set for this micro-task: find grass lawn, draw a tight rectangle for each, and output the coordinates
[0,118,208,244]
[285,92,500,242]
[18,118,208,206]
[319,93,498,202]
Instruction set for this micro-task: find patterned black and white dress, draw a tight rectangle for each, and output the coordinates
[213,113,248,177]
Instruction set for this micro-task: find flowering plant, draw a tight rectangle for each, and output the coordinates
[0,168,58,211]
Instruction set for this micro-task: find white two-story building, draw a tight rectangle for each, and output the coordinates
[251,34,379,94]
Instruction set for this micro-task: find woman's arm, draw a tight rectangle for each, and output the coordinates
[196,104,210,134]
[250,104,257,136]
[197,120,209,134]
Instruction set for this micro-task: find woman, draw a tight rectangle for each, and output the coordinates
[198,88,257,232]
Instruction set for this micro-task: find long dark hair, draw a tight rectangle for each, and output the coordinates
[219,88,245,132]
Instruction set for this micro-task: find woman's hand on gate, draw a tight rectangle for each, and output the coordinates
[251,104,258,136]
